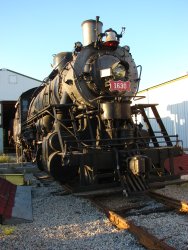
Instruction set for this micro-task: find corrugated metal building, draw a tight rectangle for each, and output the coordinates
[134,74,188,150]
[0,68,42,153]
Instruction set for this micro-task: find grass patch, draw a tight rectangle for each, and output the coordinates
[0,174,24,185]
[0,225,16,235]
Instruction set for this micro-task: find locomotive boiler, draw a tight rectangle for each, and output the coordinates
[14,17,183,195]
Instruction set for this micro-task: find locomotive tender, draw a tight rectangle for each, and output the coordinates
[14,17,183,195]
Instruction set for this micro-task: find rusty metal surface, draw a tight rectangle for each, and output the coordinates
[107,210,176,250]
[90,183,188,250]
[148,189,188,213]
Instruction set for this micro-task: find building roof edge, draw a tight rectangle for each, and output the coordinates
[138,74,188,94]
[0,68,43,83]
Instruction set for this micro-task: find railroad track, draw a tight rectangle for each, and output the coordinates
[148,189,188,213]
[34,172,188,249]
[88,185,188,250]
[90,196,175,250]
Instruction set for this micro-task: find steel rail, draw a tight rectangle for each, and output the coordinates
[148,191,188,213]
[90,198,175,250]
[107,210,175,250]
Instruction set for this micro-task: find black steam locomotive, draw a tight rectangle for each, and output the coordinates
[14,17,183,195]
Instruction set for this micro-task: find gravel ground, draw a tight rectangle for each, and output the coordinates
[128,211,188,250]
[154,182,188,201]
[0,179,145,250]
[95,183,188,249]
[127,183,188,250]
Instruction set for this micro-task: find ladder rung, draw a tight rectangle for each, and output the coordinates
[153,131,168,134]
[147,117,160,120]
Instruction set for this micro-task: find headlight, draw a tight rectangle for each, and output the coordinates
[112,62,126,79]
[100,68,112,78]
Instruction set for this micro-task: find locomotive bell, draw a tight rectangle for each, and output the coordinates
[81,19,103,46]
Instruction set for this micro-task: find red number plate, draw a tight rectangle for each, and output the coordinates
[109,80,131,92]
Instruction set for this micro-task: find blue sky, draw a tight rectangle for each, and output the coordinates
[0,0,188,90]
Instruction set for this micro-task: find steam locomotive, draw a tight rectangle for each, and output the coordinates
[14,17,183,195]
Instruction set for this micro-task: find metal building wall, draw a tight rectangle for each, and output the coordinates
[0,68,42,100]
[134,75,188,149]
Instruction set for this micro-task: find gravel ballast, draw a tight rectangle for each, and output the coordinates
[128,211,188,250]
[0,180,145,250]
[154,183,188,202]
